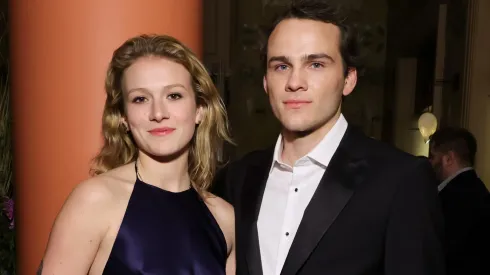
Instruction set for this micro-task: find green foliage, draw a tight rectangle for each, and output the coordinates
[0,9,15,275]
[0,202,15,274]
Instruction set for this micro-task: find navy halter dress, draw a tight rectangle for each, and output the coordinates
[103,164,227,274]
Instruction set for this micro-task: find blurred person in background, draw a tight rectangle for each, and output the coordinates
[429,127,490,275]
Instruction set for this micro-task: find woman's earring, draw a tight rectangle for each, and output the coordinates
[122,123,130,132]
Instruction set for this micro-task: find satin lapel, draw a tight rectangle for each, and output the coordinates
[241,150,273,275]
[280,127,369,275]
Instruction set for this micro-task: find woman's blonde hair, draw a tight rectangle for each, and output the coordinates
[91,34,232,193]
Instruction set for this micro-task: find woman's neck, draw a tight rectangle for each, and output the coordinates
[136,150,191,193]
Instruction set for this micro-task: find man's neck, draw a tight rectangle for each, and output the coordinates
[281,113,341,166]
[443,165,473,181]
[438,166,473,192]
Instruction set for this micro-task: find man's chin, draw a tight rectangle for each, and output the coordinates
[282,123,316,137]
[283,124,310,132]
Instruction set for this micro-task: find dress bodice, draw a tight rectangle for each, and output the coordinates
[102,175,227,274]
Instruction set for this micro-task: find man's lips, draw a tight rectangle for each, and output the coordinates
[148,127,176,136]
[283,100,312,108]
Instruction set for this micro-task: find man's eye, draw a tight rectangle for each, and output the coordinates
[311,62,324,69]
[275,64,288,71]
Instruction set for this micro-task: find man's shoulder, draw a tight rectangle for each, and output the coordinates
[373,139,417,160]
[212,147,274,202]
[225,147,274,170]
[344,135,433,188]
[352,132,424,168]
[444,170,489,199]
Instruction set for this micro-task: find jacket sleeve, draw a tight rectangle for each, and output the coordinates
[211,163,236,205]
[384,159,446,275]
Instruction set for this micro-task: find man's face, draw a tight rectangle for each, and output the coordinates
[429,148,448,181]
[263,19,357,134]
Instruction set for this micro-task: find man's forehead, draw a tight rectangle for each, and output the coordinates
[268,19,341,45]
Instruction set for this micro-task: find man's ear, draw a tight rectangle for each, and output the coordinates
[342,68,357,96]
[263,75,268,95]
[442,151,455,166]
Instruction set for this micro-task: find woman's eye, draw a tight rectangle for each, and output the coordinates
[132,96,146,103]
[168,93,182,100]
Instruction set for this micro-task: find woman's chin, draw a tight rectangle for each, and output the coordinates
[140,144,190,163]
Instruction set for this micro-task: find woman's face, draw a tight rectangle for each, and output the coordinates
[122,56,202,159]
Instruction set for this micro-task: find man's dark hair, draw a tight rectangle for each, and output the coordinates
[261,0,361,76]
[429,127,478,166]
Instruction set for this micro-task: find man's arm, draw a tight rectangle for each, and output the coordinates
[450,193,490,274]
[384,159,445,275]
[212,163,235,205]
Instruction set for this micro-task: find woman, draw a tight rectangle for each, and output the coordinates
[40,34,235,274]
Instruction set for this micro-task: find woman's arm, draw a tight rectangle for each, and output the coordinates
[226,239,236,275]
[40,179,112,274]
[206,193,236,275]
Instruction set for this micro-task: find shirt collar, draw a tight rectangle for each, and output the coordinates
[270,114,348,173]
[438,167,474,192]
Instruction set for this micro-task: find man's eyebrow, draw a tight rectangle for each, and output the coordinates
[303,53,335,62]
[267,55,291,65]
[267,53,335,66]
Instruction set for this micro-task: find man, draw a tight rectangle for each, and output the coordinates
[213,1,445,274]
[429,127,490,275]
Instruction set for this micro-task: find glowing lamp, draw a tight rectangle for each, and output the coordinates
[418,112,438,142]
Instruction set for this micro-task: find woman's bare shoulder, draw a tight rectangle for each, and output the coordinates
[69,163,136,208]
[41,164,136,273]
[204,193,234,218]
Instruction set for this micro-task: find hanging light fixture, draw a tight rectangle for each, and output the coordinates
[418,112,438,143]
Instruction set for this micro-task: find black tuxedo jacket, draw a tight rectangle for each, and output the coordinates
[439,170,490,275]
[213,126,445,275]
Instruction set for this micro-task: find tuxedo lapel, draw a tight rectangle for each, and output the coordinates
[241,149,273,275]
[280,127,369,275]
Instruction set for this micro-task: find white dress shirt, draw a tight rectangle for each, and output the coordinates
[257,114,348,275]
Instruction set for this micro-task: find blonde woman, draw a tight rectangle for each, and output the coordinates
[39,34,235,275]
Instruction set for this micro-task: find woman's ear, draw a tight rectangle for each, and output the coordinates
[195,106,204,125]
[120,117,129,132]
